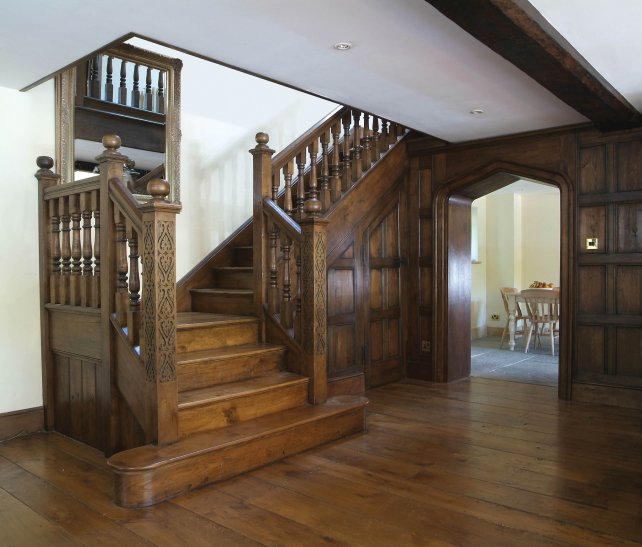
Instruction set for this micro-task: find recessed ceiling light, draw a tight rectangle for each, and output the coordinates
[334,42,352,51]
[470,108,485,115]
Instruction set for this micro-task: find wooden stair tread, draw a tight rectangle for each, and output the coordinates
[177,342,284,364]
[178,372,306,407]
[177,312,257,328]
[109,395,368,471]
[211,266,253,272]
[190,288,253,295]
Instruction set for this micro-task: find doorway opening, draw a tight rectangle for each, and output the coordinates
[469,180,560,387]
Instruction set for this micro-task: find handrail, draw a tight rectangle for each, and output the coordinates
[109,177,143,233]
[43,177,100,200]
[263,198,301,241]
[133,163,165,194]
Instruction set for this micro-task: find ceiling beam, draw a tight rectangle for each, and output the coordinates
[425,0,641,131]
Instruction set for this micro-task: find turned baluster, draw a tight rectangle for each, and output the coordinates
[283,160,294,216]
[104,56,114,102]
[118,59,127,105]
[389,121,398,145]
[69,194,82,305]
[157,71,165,115]
[272,161,280,201]
[330,121,342,202]
[281,235,293,329]
[88,55,101,98]
[295,150,306,221]
[131,64,141,108]
[351,110,363,183]
[319,130,331,211]
[361,113,372,172]
[268,223,279,315]
[79,192,93,307]
[372,117,381,162]
[59,197,71,304]
[49,198,61,304]
[305,140,321,216]
[145,66,153,111]
[114,208,128,327]
[92,190,100,307]
[341,110,352,191]
[127,225,140,345]
[381,119,390,150]
[294,249,302,343]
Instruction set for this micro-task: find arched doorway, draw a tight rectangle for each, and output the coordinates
[433,161,575,399]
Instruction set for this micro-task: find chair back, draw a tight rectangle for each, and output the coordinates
[520,288,560,322]
[499,287,520,315]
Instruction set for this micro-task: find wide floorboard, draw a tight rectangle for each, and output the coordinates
[1,378,641,546]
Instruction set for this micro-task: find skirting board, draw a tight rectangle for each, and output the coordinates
[573,383,642,410]
[0,407,44,441]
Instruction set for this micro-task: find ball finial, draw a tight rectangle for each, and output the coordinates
[102,134,122,150]
[36,156,54,170]
[255,132,269,145]
[147,178,171,201]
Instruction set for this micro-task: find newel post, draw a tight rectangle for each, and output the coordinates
[300,198,328,404]
[35,156,60,430]
[250,133,275,332]
[139,178,182,445]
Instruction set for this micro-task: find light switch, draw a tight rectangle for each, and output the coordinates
[586,238,598,250]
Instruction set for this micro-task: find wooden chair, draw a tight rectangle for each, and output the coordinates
[499,287,527,349]
[521,288,560,355]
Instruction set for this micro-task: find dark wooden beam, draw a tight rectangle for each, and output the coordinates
[425,0,640,131]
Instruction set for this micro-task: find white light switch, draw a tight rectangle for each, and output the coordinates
[586,238,598,250]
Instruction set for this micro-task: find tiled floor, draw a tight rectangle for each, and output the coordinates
[471,334,558,387]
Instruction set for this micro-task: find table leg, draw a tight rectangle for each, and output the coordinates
[507,296,516,351]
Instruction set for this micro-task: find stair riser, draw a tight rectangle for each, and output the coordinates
[177,321,258,353]
[213,270,253,290]
[233,247,253,267]
[112,406,366,507]
[191,292,254,315]
[177,349,285,391]
[179,381,308,437]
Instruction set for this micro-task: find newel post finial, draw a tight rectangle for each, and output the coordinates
[35,156,54,176]
[254,132,270,149]
[147,178,171,202]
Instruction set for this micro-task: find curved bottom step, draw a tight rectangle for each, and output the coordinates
[108,395,368,507]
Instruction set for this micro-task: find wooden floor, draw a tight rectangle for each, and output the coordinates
[1,378,641,546]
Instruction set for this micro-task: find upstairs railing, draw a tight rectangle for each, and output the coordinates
[36,135,181,447]
[252,106,406,404]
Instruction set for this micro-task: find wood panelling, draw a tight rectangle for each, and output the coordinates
[616,204,642,252]
[577,266,606,314]
[578,206,607,254]
[616,141,642,191]
[615,266,642,314]
[48,305,101,360]
[616,328,642,378]
[579,146,607,194]
[575,326,605,375]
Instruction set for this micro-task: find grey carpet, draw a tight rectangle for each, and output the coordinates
[471,335,558,387]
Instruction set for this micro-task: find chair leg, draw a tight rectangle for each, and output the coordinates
[549,321,555,355]
[524,324,534,354]
[499,320,508,349]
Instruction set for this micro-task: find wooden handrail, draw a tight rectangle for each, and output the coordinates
[43,177,100,200]
[132,163,165,194]
[109,177,143,233]
[263,198,301,241]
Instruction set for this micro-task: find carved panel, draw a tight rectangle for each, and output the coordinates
[616,204,642,253]
[301,225,327,356]
[579,146,606,194]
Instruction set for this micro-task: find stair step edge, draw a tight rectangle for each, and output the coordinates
[190,288,254,295]
[108,396,368,471]
[177,343,285,364]
[177,313,258,329]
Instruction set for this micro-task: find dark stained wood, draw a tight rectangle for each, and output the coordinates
[424,0,641,131]
[0,408,44,441]
[2,379,641,545]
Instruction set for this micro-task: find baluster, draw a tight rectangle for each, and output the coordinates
[319,130,331,211]
[49,198,61,304]
[69,194,82,306]
[157,71,165,114]
[281,234,293,329]
[92,190,100,307]
[372,116,381,162]
[79,192,93,307]
[104,56,114,102]
[118,59,127,105]
[351,110,363,183]
[305,139,321,216]
[114,208,128,327]
[131,64,141,108]
[295,150,306,221]
[389,121,398,145]
[283,160,294,216]
[88,55,101,98]
[362,113,372,172]
[59,197,71,304]
[294,248,302,343]
[330,121,342,203]
[127,225,140,345]
[272,160,280,201]
[381,119,390,150]
[145,66,153,111]
[341,110,352,192]
[268,223,279,315]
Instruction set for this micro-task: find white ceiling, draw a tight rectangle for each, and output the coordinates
[1,0,640,142]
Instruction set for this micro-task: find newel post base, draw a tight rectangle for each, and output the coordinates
[300,217,329,405]
[139,179,182,445]
[250,133,275,331]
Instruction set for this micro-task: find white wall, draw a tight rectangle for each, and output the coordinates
[0,82,55,413]
[521,193,560,288]
[127,38,337,277]
[471,198,487,338]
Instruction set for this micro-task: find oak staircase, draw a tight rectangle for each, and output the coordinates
[35,106,407,507]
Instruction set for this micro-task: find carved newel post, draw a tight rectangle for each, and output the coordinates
[139,178,182,445]
[35,156,61,430]
[250,132,275,327]
[300,187,329,405]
